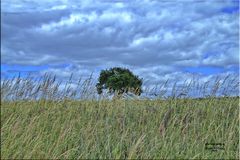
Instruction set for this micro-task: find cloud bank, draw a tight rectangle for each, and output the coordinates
[1,0,239,90]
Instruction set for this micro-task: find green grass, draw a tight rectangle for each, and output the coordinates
[1,97,239,159]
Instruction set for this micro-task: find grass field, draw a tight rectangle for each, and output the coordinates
[1,74,239,159]
[1,97,239,159]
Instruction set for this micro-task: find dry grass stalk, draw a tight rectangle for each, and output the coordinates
[159,108,174,136]
[181,113,192,135]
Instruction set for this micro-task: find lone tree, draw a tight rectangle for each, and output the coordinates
[96,67,143,96]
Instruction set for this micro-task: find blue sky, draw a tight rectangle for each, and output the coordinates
[1,0,239,86]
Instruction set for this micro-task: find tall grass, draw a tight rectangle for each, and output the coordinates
[1,73,239,101]
[1,73,239,159]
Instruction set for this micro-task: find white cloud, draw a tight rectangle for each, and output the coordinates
[202,48,239,67]
[131,35,159,47]
[39,12,98,32]
[50,5,67,10]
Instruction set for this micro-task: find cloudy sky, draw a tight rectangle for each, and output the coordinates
[1,0,239,88]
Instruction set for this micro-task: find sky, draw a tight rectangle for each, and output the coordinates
[1,0,239,91]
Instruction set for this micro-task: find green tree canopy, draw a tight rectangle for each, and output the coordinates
[96,67,143,96]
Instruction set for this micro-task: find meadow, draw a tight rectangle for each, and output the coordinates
[1,74,239,159]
